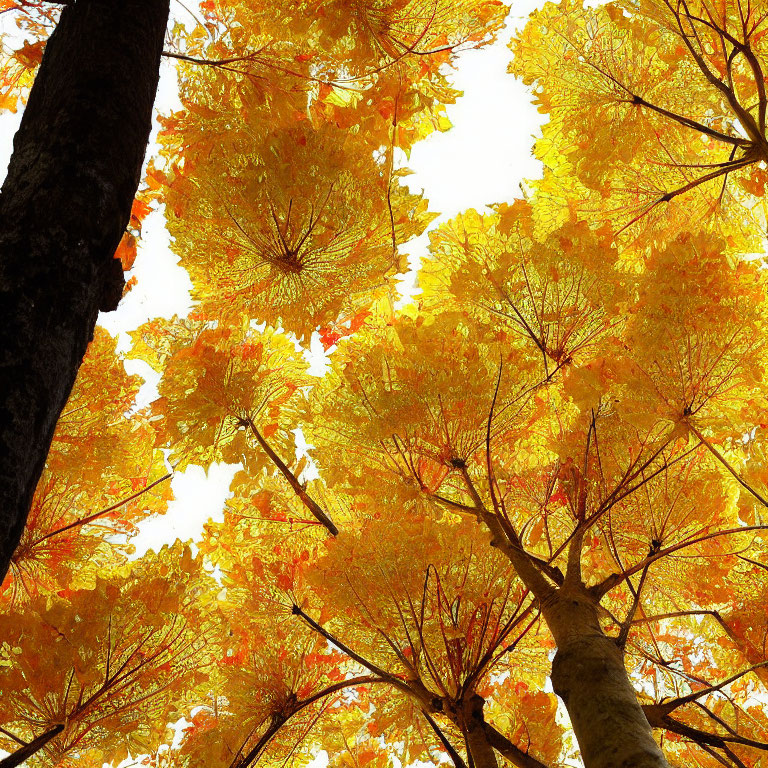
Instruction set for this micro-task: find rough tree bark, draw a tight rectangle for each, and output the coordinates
[0,0,170,579]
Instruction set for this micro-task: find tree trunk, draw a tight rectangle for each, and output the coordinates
[544,587,670,768]
[462,695,499,768]
[0,0,170,579]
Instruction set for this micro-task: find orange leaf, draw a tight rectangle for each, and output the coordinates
[14,40,45,69]
[114,232,138,271]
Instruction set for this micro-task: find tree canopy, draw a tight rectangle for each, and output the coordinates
[2,0,768,767]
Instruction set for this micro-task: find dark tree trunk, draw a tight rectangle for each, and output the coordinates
[0,0,170,579]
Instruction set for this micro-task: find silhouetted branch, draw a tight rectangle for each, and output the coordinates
[0,725,64,768]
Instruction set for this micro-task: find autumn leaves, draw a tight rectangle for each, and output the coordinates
[3,0,768,765]
[512,0,768,244]
[153,0,502,339]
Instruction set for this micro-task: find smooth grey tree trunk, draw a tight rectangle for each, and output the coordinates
[545,587,670,768]
[0,0,170,579]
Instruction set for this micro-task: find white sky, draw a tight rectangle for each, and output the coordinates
[0,2,545,555]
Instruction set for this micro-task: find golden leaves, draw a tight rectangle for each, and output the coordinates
[307,310,538,501]
[0,546,212,766]
[623,231,768,432]
[152,324,309,471]
[486,685,563,766]
[160,104,434,337]
[308,514,527,697]
[422,201,629,370]
[154,0,505,339]
[512,0,768,251]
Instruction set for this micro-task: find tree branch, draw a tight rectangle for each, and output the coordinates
[290,604,415,698]
[233,676,383,768]
[688,422,768,509]
[563,523,586,588]
[457,467,555,601]
[631,609,727,627]
[291,607,547,768]
[421,709,469,768]
[247,419,338,535]
[628,94,751,146]
[162,50,261,68]
[0,725,64,768]
[591,525,768,598]
[615,559,652,649]
[644,709,768,753]
[483,721,551,768]
[26,471,172,548]
[647,661,768,715]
